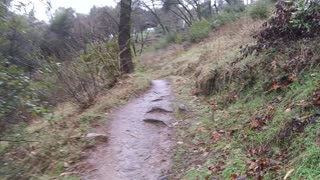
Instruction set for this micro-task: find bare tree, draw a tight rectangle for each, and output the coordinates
[139,0,169,34]
[118,0,134,73]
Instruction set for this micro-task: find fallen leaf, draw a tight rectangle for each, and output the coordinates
[248,118,261,129]
[284,169,294,180]
[211,132,222,142]
[284,108,291,113]
[230,173,238,180]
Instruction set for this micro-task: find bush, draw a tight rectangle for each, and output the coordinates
[210,11,240,29]
[154,33,174,50]
[223,1,246,13]
[165,32,176,44]
[47,41,120,108]
[174,33,185,44]
[247,0,271,20]
[154,33,185,49]
[0,62,46,129]
[189,19,211,42]
[154,38,169,50]
[242,0,320,56]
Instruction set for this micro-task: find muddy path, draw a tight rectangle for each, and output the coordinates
[84,80,175,180]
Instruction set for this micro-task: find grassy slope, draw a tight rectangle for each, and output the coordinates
[139,16,320,179]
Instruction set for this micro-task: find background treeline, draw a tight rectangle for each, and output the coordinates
[0,0,264,129]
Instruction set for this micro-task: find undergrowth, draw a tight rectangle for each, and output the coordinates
[0,73,150,179]
[172,66,320,179]
[167,1,320,179]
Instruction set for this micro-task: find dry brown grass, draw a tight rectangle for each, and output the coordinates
[1,16,264,179]
[88,73,151,113]
[138,44,184,70]
[0,73,151,179]
[139,17,263,95]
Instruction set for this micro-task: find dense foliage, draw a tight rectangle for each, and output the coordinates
[243,0,320,55]
[247,0,272,19]
[189,19,211,42]
[0,0,267,127]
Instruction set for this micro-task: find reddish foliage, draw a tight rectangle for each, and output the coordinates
[246,158,281,179]
[242,1,320,56]
[247,110,274,130]
[266,74,297,93]
[312,87,320,107]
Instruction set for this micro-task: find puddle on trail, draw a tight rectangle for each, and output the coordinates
[85,80,174,180]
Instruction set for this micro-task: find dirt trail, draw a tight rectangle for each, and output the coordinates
[85,80,174,180]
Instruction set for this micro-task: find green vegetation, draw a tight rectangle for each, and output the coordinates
[154,33,180,50]
[247,0,272,19]
[210,10,242,29]
[172,67,320,179]
[0,72,150,179]
[165,1,320,179]
[2,0,320,179]
[189,19,211,42]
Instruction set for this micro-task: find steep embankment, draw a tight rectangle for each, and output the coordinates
[140,13,320,179]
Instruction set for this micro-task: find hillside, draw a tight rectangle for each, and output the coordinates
[139,2,320,179]
[1,0,320,179]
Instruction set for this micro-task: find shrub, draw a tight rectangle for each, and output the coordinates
[154,33,185,49]
[47,41,120,108]
[242,0,320,56]
[0,62,46,129]
[189,19,211,42]
[165,32,176,44]
[210,11,240,29]
[174,33,185,44]
[223,1,246,13]
[154,38,169,50]
[247,0,271,20]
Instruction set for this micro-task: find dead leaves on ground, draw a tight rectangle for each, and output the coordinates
[246,158,281,179]
[211,130,227,143]
[312,87,320,107]
[266,74,297,94]
[229,158,282,180]
[208,159,226,174]
[246,105,275,130]
[279,113,320,140]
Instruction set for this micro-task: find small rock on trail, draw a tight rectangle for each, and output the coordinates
[84,80,174,180]
[143,118,168,126]
[146,106,174,113]
[83,133,108,142]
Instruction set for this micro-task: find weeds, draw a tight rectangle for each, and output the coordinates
[189,19,211,42]
[0,73,151,179]
[247,0,272,20]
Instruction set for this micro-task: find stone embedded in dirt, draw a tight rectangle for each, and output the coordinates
[151,98,163,102]
[147,106,173,113]
[177,141,184,145]
[60,172,77,177]
[143,118,168,126]
[178,104,188,111]
[83,133,108,142]
[158,175,169,180]
[236,176,247,180]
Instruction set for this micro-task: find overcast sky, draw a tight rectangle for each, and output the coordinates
[12,0,117,21]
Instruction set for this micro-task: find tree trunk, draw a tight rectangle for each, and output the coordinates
[118,0,134,73]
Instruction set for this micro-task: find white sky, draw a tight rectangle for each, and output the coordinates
[12,0,117,21]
